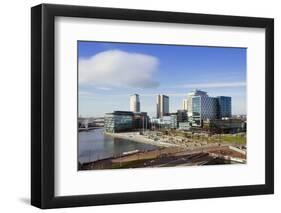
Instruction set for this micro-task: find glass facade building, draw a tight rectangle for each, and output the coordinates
[132,112,149,131]
[177,110,188,123]
[216,96,232,118]
[104,111,149,133]
[188,92,232,126]
[192,96,217,126]
[151,115,177,129]
[187,90,208,117]
[104,111,133,133]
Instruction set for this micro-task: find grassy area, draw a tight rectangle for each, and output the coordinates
[170,129,246,145]
[211,135,246,145]
[189,134,246,145]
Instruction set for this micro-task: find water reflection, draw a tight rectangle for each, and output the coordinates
[78,128,157,163]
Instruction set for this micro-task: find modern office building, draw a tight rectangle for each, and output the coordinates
[170,115,178,129]
[104,111,149,133]
[192,95,217,126]
[169,110,188,128]
[184,90,232,126]
[132,112,149,131]
[105,111,133,133]
[156,94,169,118]
[130,94,140,112]
[216,96,232,118]
[177,110,188,123]
[169,112,179,128]
[186,90,208,117]
[151,115,177,129]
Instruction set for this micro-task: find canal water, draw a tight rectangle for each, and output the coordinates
[78,128,158,163]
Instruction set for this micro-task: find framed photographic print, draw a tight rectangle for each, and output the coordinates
[31,3,274,209]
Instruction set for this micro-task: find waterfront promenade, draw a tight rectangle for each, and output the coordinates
[105,131,180,148]
[104,130,245,149]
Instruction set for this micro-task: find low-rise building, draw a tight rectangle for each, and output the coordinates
[169,114,178,129]
[177,110,188,123]
[105,111,133,133]
[178,122,191,130]
[203,118,246,133]
[132,112,150,131]
[104,111,149,133]
[151,115,177,129]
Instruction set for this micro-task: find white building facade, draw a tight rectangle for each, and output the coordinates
[186,90,208,117]
[182,98,188,110]
[130,94,140,112]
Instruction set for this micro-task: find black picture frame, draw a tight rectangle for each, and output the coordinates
[31,3,274,209]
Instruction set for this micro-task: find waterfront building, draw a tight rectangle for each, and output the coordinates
[105,111,133,133]
[192,95,217,126]
[186,90,208,117]
[216,96,232,118]
[130,94,140,112]
[132,112,150,131]
[156,94,169,118]
[104,111,149,133]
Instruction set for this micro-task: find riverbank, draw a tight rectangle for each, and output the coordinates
[79,128,158,164]
[104,131,224,149]
[105,131,181,148]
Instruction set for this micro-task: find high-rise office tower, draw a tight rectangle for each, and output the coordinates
[187,89,208,117]
[130,94,140,112]
[216,96,232,118]
[156,94,169,118]
[192,95,217,126]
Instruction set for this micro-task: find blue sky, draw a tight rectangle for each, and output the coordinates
[78,41,246,117]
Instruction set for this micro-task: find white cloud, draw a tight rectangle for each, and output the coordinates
[179,81,246,89]
[79,50,159,88]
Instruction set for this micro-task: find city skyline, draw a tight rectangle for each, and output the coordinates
[78,41,246,117]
